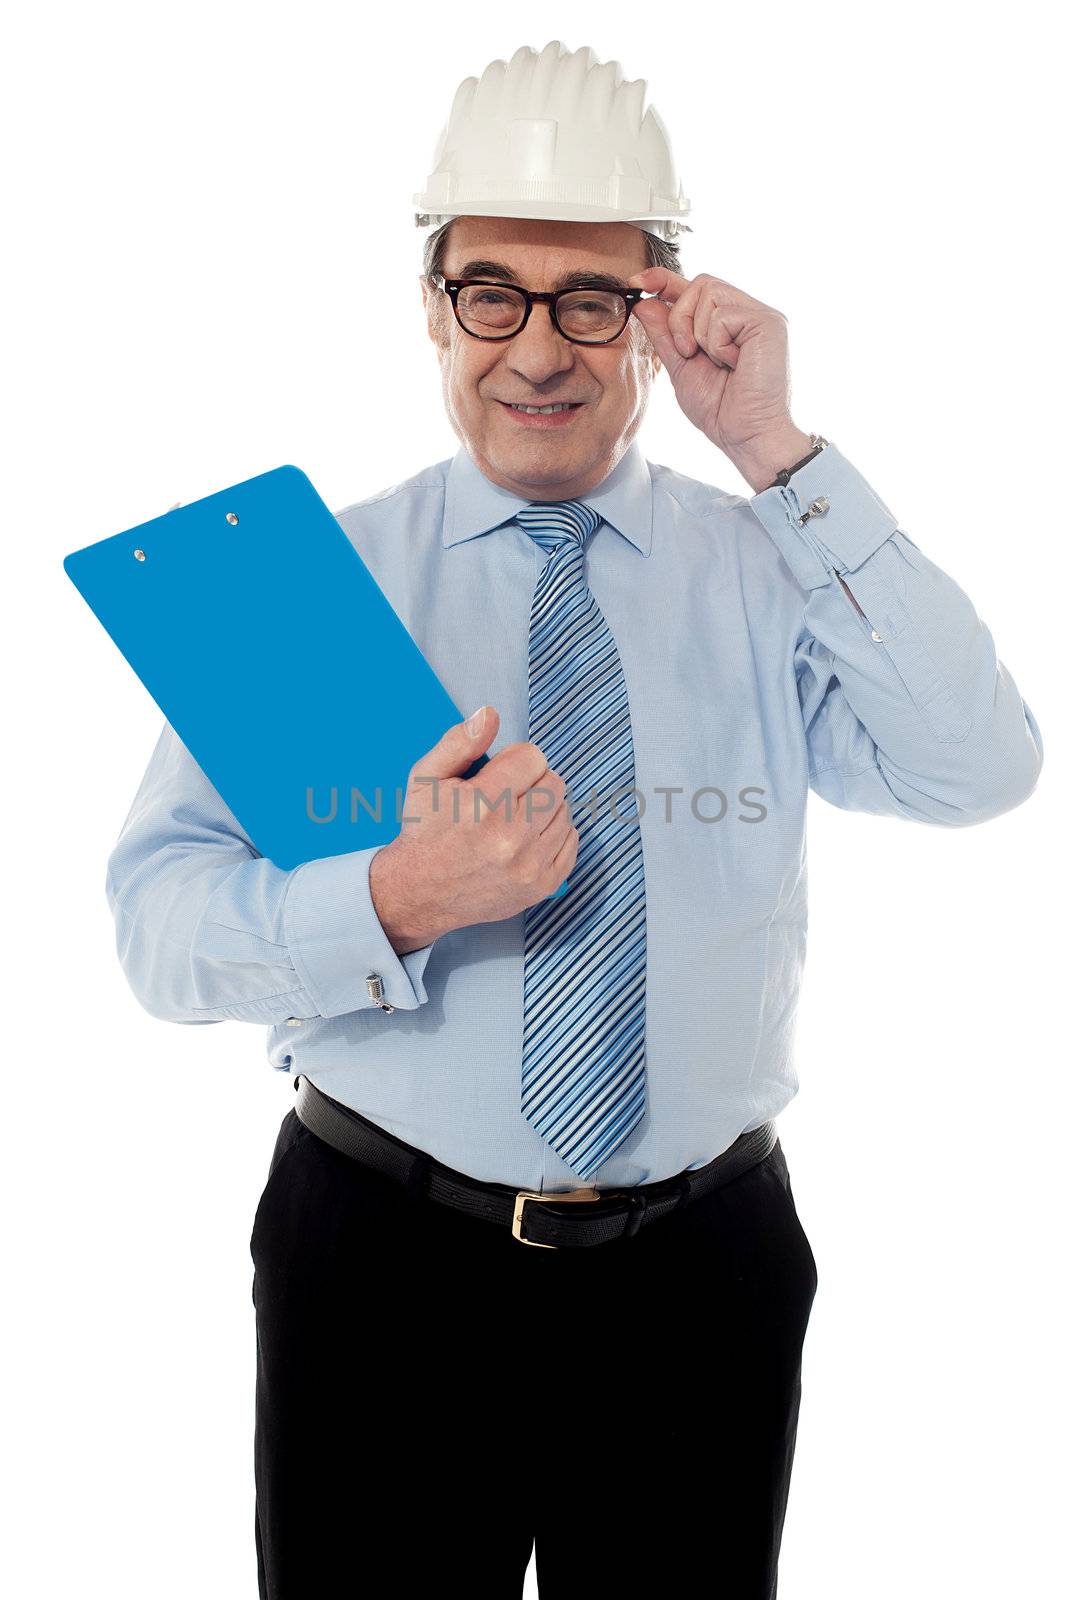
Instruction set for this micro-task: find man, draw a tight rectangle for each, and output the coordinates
[105,40,1043,1600]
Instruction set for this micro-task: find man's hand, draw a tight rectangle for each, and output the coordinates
[368,707,578,955]
[630,267,812,491]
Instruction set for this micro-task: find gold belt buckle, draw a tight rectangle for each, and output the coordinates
[512,1187,603,1247]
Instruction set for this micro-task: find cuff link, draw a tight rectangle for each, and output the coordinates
[365,972,395,1014]
[798,495,830,525]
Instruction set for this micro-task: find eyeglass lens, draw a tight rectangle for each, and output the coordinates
[456,284,627,342]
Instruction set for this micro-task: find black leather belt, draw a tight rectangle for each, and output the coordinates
[293,1073,778,1249]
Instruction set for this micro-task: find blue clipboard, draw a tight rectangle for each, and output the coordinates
[63,463,568,898]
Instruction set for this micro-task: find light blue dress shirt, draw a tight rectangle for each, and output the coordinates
[105,438,1043,1192]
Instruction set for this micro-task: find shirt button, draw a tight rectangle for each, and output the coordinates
[285,1017,303,1027]
[871,630,884,642]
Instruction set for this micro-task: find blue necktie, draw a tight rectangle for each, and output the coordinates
[515,500,648,1182]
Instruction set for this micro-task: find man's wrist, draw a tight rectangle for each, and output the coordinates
[369,841,449,956]
[728,423,815,493]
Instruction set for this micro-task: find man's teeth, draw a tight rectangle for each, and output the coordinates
[508,402,577,413]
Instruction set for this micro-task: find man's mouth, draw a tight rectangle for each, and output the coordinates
[497,400,586,428]
[502,401,583,413]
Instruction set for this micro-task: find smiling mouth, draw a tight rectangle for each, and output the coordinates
[500,401,585,414]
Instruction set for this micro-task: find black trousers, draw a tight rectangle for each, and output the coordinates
[250,1105,818,1599]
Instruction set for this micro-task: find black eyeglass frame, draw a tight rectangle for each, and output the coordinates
[428,273,649,345]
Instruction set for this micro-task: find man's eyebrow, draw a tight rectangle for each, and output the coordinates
[455,259,633,293]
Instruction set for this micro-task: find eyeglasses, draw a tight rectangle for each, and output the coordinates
[428,273,648,345]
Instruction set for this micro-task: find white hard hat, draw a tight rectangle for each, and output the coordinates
[413,40,692,242]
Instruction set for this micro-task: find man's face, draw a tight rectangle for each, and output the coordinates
[421,216,661,502]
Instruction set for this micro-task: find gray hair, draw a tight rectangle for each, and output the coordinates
[421,218,682,284]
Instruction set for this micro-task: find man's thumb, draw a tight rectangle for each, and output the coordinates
[413,704,497,780]
[463,704,490,739]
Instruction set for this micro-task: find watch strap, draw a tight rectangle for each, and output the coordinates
[771,433,829,488]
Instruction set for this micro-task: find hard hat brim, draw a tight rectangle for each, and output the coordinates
[414,202,693,236]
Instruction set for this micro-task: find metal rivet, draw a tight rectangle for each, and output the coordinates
[133,548,146,561]
[226,511,239,525]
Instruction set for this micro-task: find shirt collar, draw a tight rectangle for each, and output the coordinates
[441,436,654,558]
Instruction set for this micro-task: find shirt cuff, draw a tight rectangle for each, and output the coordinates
[747,441,899,589]
[283,845,436,1018]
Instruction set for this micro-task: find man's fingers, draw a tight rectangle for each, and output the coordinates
[630,295,689,378]
[632,265,691,304]
[471,740,552,811]
[694,302,746,369]
[635,266,772,313]
[666,277,707,356]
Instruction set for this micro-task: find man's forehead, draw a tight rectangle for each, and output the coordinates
[443,218,646,286]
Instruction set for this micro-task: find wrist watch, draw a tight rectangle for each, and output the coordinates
[770,432,830,488]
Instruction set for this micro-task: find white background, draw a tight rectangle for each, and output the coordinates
[4,4,1062,1595]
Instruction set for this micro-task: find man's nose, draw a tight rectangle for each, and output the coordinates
[504,302,577,382]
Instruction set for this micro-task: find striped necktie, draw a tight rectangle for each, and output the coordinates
[515,499,647,1182]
